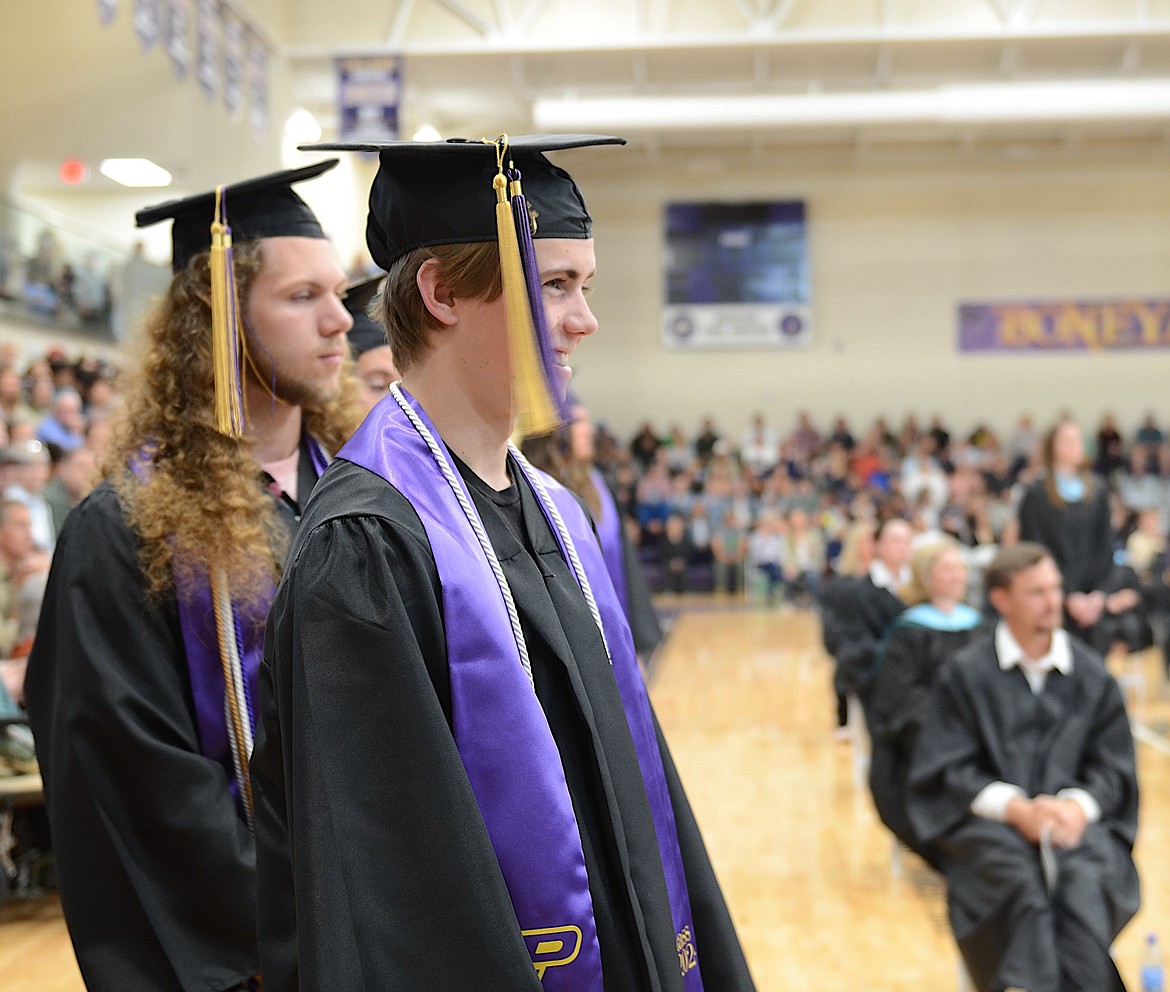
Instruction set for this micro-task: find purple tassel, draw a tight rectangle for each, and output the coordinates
[509,166,570,422]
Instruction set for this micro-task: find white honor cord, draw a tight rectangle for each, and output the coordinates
[390,384,535,689]
[510,444,612,666]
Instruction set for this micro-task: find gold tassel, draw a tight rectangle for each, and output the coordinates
[209,187,245,438]
[493,156,559,439]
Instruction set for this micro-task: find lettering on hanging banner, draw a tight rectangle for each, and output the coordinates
[336,55,401,143]
[521,925,582,979]
[957,299,1170,352]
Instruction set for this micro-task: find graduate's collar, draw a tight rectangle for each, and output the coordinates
[995,621,1072,676]
[870,560,908,591]
[903,601,982,632]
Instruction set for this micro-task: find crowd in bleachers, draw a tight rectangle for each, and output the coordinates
[0,341,120,713]
[585,408,1170,609]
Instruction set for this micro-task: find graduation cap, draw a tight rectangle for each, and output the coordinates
[134,160,339,438]
[301,134,625,437]
[344,275,389,358]
[135,160,339,274]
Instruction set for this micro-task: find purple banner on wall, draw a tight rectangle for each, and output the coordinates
[958,299,1170,352]
[134,0,160,49]
[196,0,218,100]
[165,0,190,78]
[336,55,401,142]
[247,29,268,138]
[222,3,243,116]
[96,0,119,25]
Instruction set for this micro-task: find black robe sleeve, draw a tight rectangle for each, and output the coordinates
[24,484,258,992]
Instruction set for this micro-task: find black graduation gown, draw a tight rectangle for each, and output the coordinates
[1017,478,1114,595]
[250,458,755,992]
[906,636,1139,992]
[819,574,904,700]
[867,617,989,866]
[23,447,320,992]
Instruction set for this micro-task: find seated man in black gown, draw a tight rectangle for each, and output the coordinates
[907,542,1139,992]
[250,135,756,992]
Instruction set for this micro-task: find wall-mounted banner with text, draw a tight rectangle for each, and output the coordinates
[336,55,400,143]
[662,200,811,349]
[958,299,1170,352]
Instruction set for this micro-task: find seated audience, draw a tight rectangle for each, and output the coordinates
[36,387,86,452]
[867,539,987,868]
[661,513,694,595]
[43,443,97,537]
[747,509,786,605]
[2,438,55,551]
[0,499,51,705]
[781,507,824,604]
[711,506,749,594]
[740,412,779,480]
[907,543,1139,992]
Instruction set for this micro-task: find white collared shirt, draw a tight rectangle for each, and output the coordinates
[994,622,1073,695]
[969,623,1099,824]
[869,560,908,592]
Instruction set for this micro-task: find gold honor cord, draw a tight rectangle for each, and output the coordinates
[491,136,559,440]
[209,186,246,438]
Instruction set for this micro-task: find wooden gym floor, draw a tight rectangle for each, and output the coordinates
[3,597,1168,991]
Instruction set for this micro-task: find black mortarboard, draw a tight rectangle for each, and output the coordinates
[135,160,339,273]
[344,275,389,358]
[301,135,624,270]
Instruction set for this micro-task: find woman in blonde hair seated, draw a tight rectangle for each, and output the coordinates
[868,539,990,868]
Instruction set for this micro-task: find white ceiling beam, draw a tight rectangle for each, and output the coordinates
[515,0,548,33]
[493,0,512,33]
[984,0,1011,25]
[730,0,758,29]
[433,0,493,36]
[763,0,800,32]
[1010,0,1041,28]
[288,20,1170,60]
[387,0,417,47]
[533,79,1170,131]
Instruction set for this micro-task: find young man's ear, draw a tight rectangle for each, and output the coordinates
[416,257,458,326]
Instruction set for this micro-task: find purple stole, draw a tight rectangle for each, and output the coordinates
[340,386,703,991]
[142,437,329,817]
[589,467,630,620]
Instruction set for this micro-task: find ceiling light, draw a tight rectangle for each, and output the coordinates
[412,124,442,142]
[99,158,173,187]
[533,78,1170,132]
[285,108,323,144]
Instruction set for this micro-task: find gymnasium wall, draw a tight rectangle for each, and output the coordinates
[572,150,1170,443]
